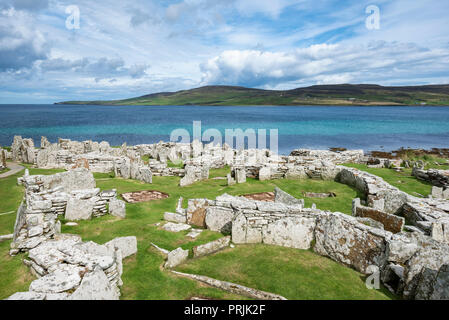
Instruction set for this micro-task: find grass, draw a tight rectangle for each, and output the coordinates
[343,163,433,197]
[167,160,184,168]
[57,84,449,106]
[0,165,391,300]
[405,155,449,170]
[0,167,10,174]
[177,244,394,300]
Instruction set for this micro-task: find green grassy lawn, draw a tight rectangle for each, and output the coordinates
[0,165,389,300]
[342,164,433,197]
[177,244,394,300]
[0,167,10,174]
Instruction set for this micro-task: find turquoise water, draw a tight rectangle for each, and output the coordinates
[1,104,449,154]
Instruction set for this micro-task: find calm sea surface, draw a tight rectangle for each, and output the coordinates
[1,104,449,155]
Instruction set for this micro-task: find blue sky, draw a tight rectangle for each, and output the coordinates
[1,0,449,103]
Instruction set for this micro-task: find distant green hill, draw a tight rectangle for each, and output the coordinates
[55,84,449,106]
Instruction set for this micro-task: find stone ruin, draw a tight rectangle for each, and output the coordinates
[10,168,126,256]
[179,190,449,300]
[6,168,137,300]
[9,136,366,188]
[229,149,364,183]
[0,147,7,170]
[413,167,449,200]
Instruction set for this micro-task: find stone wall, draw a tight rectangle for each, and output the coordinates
[11,169,121,255]
[337,167,449,242]
[182,190,449,299]
[353,200,405,234]
[413,167,449,190]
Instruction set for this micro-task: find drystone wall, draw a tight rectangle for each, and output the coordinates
[7,166,137,300]
[11,169,123,256]
[336,167,449,244]
[413,167,449,191]
[181,190,449,299]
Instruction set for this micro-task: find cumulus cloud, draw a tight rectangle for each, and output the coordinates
[0,8,49,71]
[200,42,449,87]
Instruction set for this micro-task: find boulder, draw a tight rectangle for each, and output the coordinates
[164,247,189,268]
[70,266,119,300]
[109,198,126,219]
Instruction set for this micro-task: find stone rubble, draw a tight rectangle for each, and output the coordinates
[7,234,138,300]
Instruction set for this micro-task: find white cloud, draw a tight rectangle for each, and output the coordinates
[201,42,449,88]
[0,8,49,71]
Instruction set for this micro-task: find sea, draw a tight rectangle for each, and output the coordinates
[1,104,449,155]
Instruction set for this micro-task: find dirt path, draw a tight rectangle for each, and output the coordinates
[0,162,24,179]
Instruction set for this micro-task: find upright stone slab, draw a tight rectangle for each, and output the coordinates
[65,198,95,221]
[109,199,126,219]
[274,187,304,207]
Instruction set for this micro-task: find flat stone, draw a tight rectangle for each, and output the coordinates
[186,229,203,239]
[105,236,137,258]
[274,187,304,207]
[70,266,119,300]
[29,265,83,293]
[164,212,187,224]
[193,236,231,258]
[162,222,192,233]
[6,292,46,300]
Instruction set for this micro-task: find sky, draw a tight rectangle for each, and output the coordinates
[1,0,449,103]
